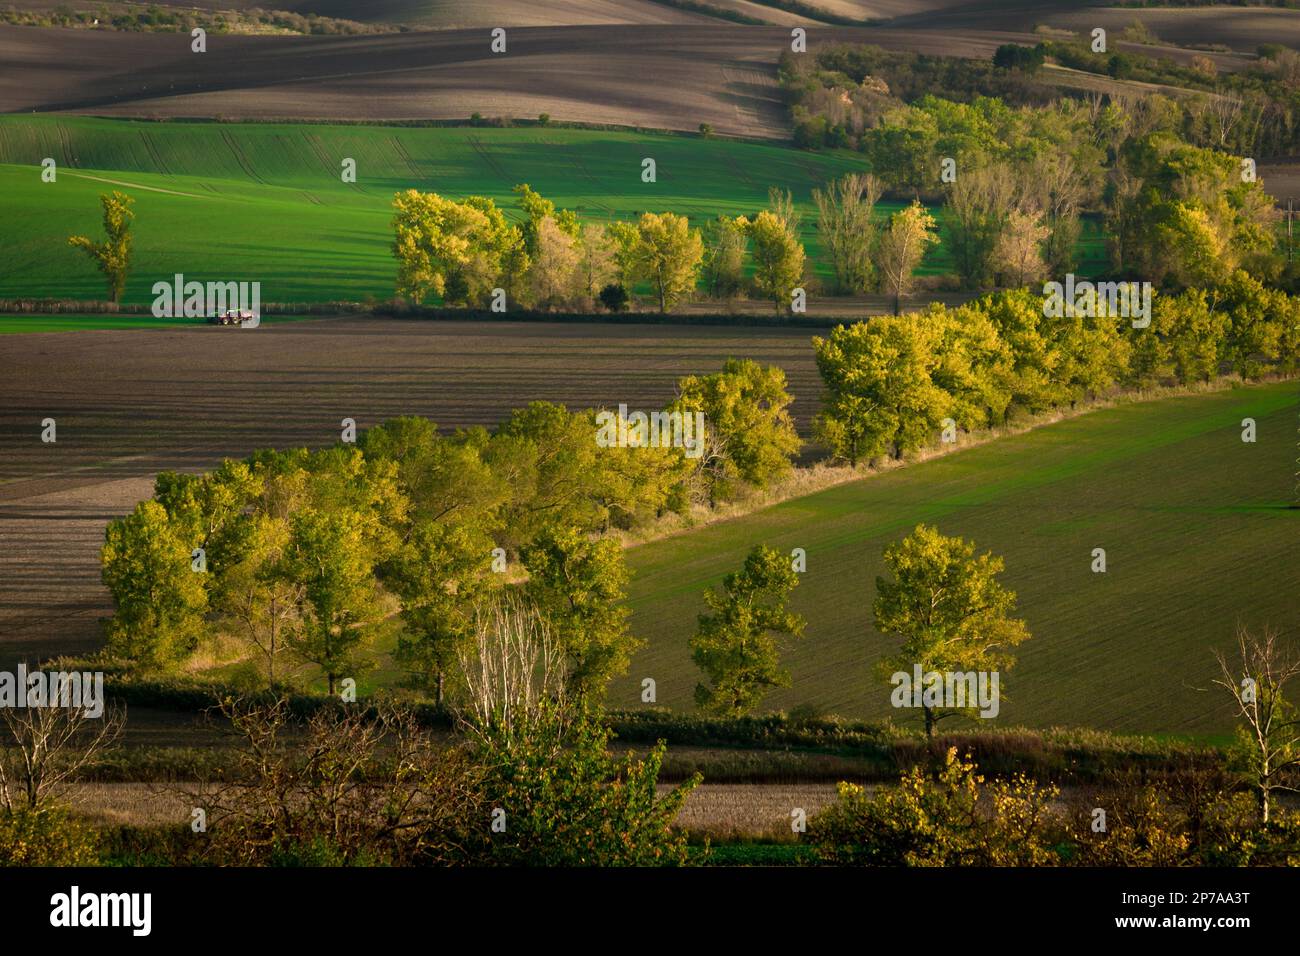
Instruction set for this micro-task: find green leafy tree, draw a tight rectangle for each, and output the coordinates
[67,191,134,302]
[213,513,301,687]
[610,212,703,312]
[874,524,1030,736]
[513,183,580,258]
[280,509,382,695]
[101,500,208,667]
[522,525,637,701]
[976,288,1070,415]
[392,520,497,706]
[812,316,948,465]
[1120,134,1279,288]
[391,189,528,306]
[691,544,805,716]
[742,210,805,311]
[673,359,802,504]
[930,303,1014,432]
[1216,270,1290,380]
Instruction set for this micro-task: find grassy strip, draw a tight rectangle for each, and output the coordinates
[73,672,1222,784]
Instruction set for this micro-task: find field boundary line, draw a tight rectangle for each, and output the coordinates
[611,373,1299,552]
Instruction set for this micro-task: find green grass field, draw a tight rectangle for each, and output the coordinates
[0,116,1108,304]
[610,380,1299,736]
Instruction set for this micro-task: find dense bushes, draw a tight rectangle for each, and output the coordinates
[808,746,1300,866]
[0,806,101,866]
[810,749,1060,865]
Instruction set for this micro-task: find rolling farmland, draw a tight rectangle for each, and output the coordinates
[0,115,1108,302]
[0,117,871,302]
[613,379,1300,736]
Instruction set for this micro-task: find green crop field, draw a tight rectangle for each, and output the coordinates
[0,115,1108,304]
[609,380,1299,736]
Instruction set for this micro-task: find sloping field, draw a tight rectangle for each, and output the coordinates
[0,23,1046,132]
[0,316,823,666]
[0,116,1108,302]
[6,0,713,26]
[0,116,873,302]
[614,380,1299,735]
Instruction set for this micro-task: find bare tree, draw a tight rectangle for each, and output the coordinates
[186,695,486,865]
[946,166,1024,289]
[1207,91,1245,149]
[814,172,882,294]
[767,186,801,235]
[1213,625,1300,824]
[0,703,123,812]
[454,594,568,752]
[1029,153,1090,274]
[992,209,1051,287]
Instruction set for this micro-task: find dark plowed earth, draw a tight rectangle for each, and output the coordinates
[0,24,1046,136]
[0,317,821,667]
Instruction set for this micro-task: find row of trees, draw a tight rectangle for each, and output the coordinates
[689,522,1030,735]
[393,179,960,314]
[812,272,1299,465]
[101,360,802,698]
[102,269,1297,695]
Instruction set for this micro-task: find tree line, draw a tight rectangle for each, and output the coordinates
[100,359,801,699]
[813,272,1298,465]
[98,269,1297,715]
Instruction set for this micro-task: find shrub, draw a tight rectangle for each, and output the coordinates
[809,748,1061,865]
[0,806,100,866]
[598,282,630,313]
[478,708,699,866]
[993,43,1046,73]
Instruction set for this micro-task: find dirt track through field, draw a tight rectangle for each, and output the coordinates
[0,316,821,667]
